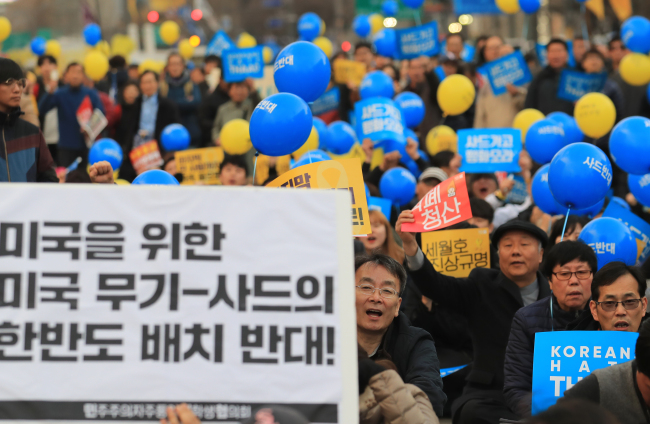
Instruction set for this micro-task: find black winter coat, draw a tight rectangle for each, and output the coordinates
[524,66,575,116]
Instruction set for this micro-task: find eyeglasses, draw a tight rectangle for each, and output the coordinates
[355,284,398,299]
[552,270,592,281]
[595,299,643,312]
[1,78,26,89]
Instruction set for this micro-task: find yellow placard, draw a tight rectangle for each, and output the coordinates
[333,59,367,87]
[175,147,224,185]
[267,158,371,236]
[422,228,491,278]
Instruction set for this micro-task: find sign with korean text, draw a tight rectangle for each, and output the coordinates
[422,228,490,277]
[311,87,340,116]
[401,172,473,233]
[333,60,367,86]
[0,185,358,423]
[453,0,501,14]
[129,140,163,175]
[532,331,638,415]
[536,43,548,67]
[458,129,522,173]
[557,70,608,102]
[206,30,236,57]
[222,47,264,83]
[602,201,650,264]
[495,173,528,205]
[477,51,532,96]
[355,98,405,145]
[395,22,440,60]
[175,147,225,185]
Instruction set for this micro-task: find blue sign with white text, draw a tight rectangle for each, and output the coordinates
[557,70,608,102]
[458,128,522,173]
[532,331,638,415]
[505,174,528,205]
[222,47,264,83]
[478,51,532,96]
[435,66,446,82]
[602,201,650,264]
[310,87,340,116]
[206,30,235,57]
[395,22,440,60]
[368,196,393,221]
[453,0,501,14]
[355,97,405,145]
[536,43,548,67]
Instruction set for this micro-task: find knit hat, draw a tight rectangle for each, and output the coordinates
[418,167,448,183]
[0,58,24,83]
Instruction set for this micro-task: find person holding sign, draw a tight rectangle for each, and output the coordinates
[579,48,624,127]
[396,217,549,424]
[211,81,255,140]
[524,39,574,116]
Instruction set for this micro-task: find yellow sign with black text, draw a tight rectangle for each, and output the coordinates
[422,228,491,278]
[175,147,224,185]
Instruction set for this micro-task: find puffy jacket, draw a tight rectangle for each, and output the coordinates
[524,66,574,116]
[360,370,439,424]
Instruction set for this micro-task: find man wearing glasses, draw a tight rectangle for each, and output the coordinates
[503,241,598,418]
[355,253,446,418]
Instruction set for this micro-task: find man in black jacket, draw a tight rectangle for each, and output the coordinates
[396,215,550,424]
[355,253,446,417]
[524,39,574,116]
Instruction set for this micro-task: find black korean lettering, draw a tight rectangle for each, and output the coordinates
[253,275,291,312]
[241,325,276,364]
[238,275,250,312]
[209,275,235,309]
[172,223,180,260]
[0,273,20,308]
[141,325,160,361]
[24,322,38,351]
[213,325,223,363]
[69,323,84,351]
[42,222,81,259]
[41,323,76,361]
[454,238,468,254]
[0,223,22,257]
[184,223,223,261]
[139,275,165,309]
[83,324,123,361]
[183,324,210,360]
[86,222,125,261]
[306,326,323,365]
[164,324,181,362]
[0,322,31,361]
[29,222,37,259]
[97,274,136,310]
[141,224,168,260]
[284,327,302,363]
[474,252,488,267]
[40,273,80,310]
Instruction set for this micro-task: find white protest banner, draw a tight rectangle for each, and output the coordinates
[0,185,358,423]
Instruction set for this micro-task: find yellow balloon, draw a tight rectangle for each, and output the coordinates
[513,108,545,143]
[94,40,111,57]
[313,37,333,58]
[292,127,319,159]
[574,92,616,139]
[263,46,274,64]
[426,125,458,155]
[437,74,475,116]
[320,19,326,36]
[496,0,520,14]
[619,53,650,86]
[178,39,195,60]
[111,34,135,57]
[220,119,252,155]
[160,21,180,46]
[115,179,130,186]
[83,51,109,81]
[138,59,165,75]
[370,14,384,34]
[45,40,61,58]
[0,17,11,43]
[237,33,257,48]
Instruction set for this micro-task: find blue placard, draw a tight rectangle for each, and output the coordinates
[458,128,522,173]
[221,47,264,83]
[453,0,501,14]
[505,174,528,205]
[477,51,533,96]
[536,43,548,67]
[206,30,235,57]
[395,22,440,60]
[368,196,393,221]
[310,87,340,116]
[557,70,608,102]
[602,201,650,265]
[567,40,576,68]
[461,44,476,62]
[440,364,469,378]
[355,97,405,145]
[532,331,638,415]
[434,66,446,82]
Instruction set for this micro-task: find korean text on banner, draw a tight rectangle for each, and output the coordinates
[222,46,264,83]
[206,30,235,57]
[355,97,405,145]
[368,196,393,221]
[477,51,532,96]
[333,59,367,86]
[175,146,225,185]
[395,22,440,60]
[129,140,163,175]
[602,201,650,264]
[532,331,638,415]
[458,128,522,173]
[452,0,502,14]
[0,185,358,423]
[557,70,608,102]
[422,228,490,277]
[401,172,473,233]
[311,87,340,116]
[267,158,371,236]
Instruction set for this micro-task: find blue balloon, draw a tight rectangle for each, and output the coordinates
[609,116,650,175]
[274,41,331,103]
[547,112,584,145]
[405,160,421,179]
[572,198,606,218]
[312,117,331,150]
[380,168,417,206]
[250,93,313,157]
[373,29,397,58]
[360,70,394,100]
[291,149,331,169]
[326,121,358,155]
[519,0,541,13]
[186,61,196,70]
[382,0,399,16]
[526,119,570,164]
[549,142,612,209]
[610,196,631,211]
[402,0,424,8]
[30,37,46,56]
[395,92,425,129]
[83,23,102,46]
[405,128,419,145]
[89,138,123,170]
[161,124,191,151]
[628,173,650,207]
[578,217,637,269]
[353,15,371,38]
[532,165,565,215]
[132,170,180,186]
[621,16,650,54]
[297,12,321,42]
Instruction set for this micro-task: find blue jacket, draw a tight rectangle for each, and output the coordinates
[38,85,104,150]
[161,72,201,145]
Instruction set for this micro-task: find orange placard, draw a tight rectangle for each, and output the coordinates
[129,141,163,175]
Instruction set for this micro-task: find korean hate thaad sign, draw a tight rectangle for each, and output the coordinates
[0,185,358,423]
[355,97,405,145]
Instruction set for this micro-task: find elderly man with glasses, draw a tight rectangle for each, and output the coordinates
[503,240,598,418]
[355,253,446,418]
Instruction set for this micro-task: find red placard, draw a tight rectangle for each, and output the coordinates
[129,140,163,175]
[76,95,92,126]
[401,172,473,233]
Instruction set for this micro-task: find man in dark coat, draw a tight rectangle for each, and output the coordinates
[396,214,550,424]
[524,39,574,116]
[503,241,598,418]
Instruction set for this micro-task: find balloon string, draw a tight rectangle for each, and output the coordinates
[414,11,422,26]
[308,151,313,164]
[560,207,571,243]
[252,151,259,186]
[580,4,589,42]
[440,115,447,126]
